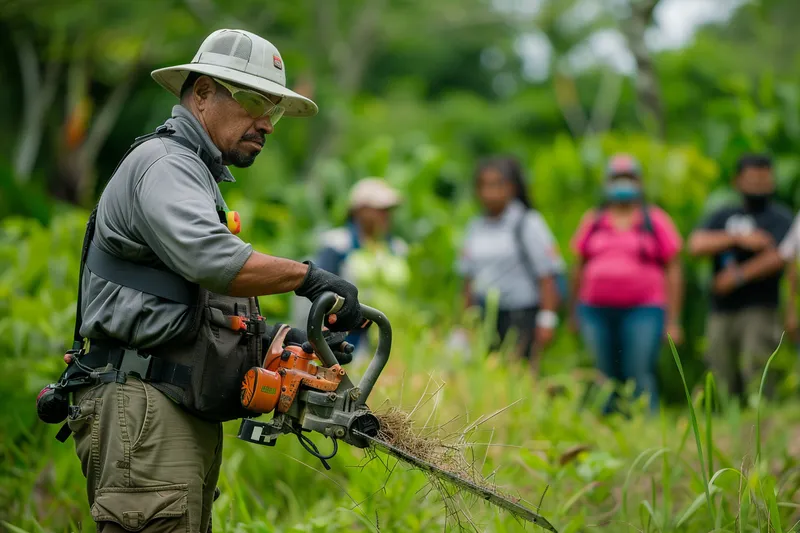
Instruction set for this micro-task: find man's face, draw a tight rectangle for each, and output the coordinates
[190,76,279,168]
[736,166,775,195]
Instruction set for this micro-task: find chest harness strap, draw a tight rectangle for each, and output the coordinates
[39,125,232,441]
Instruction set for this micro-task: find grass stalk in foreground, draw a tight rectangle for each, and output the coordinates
[704,372,715,483]
[669,336,715,524]
[756,334,784,533]
[756,333,783,463]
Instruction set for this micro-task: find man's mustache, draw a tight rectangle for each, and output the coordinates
[241,133,264,146]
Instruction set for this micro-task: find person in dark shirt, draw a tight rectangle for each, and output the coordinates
[688,154,793,401]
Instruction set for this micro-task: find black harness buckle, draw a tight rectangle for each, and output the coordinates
[118,349,153,380]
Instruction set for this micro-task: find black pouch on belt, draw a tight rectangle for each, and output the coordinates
[149,289,265,422]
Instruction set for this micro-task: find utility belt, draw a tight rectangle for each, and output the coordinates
[36,125,267,441]
[39,290,267,442]
[79,340,193,388]
[37,340,193,442]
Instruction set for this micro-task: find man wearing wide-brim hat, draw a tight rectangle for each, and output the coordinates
[63,29,366,533]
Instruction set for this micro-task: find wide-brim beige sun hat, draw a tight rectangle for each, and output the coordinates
[349,178,403,210]
[151,28,318,118]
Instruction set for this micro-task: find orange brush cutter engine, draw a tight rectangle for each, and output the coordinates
[236,293,390,470]
[241,325,346,415]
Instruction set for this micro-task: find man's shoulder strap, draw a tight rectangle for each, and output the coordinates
[130,125,224,180]
[70,125,219,350]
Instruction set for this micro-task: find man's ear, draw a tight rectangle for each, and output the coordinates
[193,76,217,110]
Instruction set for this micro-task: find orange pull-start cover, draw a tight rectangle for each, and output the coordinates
[242,324,347,415]
[241,367,281,413]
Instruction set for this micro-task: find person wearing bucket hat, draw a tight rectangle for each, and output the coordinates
[292,178,409,357]
[569,153,684,416]
[151,28,318,118]
[148,28,318,169]
[57,29,367,533]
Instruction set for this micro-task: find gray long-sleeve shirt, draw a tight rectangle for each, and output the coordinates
[79,105,254,349]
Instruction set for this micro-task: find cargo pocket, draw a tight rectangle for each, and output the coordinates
[67,395,102,484]
[91,484,189,532]
[66,394,100,437]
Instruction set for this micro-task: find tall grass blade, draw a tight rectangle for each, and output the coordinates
[622,447,666,520]
[662,451,672,532]
[738,469,749,533]
[559,481,600,514]
[705,372,716,481]
[765,476,784,533]
[339,508,381,533]
[669,337,715,523]
[0,523,32,533]
[640,499,659,532]
[756,334,783,462]
[676,487,720,528]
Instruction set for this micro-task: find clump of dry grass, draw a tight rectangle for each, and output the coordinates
[375,407,471,479]
[362,377,555,532]
[371,406,495,531]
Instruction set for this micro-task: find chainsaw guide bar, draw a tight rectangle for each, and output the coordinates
[353,430,558,532]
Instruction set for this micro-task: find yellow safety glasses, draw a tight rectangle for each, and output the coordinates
[214,78,285,125]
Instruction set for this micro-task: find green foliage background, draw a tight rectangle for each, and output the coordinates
[3,0,800,531]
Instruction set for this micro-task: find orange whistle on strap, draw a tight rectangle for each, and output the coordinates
[226,211,241,234]
[218,208,241,234]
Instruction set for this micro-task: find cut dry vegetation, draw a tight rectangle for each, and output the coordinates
[361,375,557,532]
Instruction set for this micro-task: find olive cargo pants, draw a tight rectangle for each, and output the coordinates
[68,376,222,532]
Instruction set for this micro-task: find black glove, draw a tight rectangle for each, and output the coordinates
[294,261,364,333]
[262,323,355,365]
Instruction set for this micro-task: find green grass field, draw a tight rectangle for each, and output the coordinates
[3,213,800,533]
[4,306,800,533]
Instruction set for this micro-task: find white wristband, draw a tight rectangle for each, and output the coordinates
[536,310,559,329]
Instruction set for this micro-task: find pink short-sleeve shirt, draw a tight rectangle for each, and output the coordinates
[571,206,683,308]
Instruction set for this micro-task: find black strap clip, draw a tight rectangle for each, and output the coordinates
[119,349,153,381]
[245,315,267,337]
[55,423,73,443]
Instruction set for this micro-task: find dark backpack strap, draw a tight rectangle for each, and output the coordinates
[85,243,198,306]
[71,207,98,351]
[70,125,221,351]
[638,202,667,266]
[513,210,540,289]
[581,206,607,259]
[585,203,667,267]
[161,131,225,180]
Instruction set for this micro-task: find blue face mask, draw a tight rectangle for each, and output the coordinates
[605,178,642,203]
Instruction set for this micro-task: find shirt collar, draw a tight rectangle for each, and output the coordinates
[163,105,236,183]
[487,198,525,225]
[347,219,395,249]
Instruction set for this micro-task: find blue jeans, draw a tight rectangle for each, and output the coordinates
[577,304,665,414]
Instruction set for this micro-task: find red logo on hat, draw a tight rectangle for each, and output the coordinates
[273,54,283,70]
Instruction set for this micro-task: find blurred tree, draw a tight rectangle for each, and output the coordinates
[0,0,208,205]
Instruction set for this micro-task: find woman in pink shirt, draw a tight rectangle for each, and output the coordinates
[570,154,684,415]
